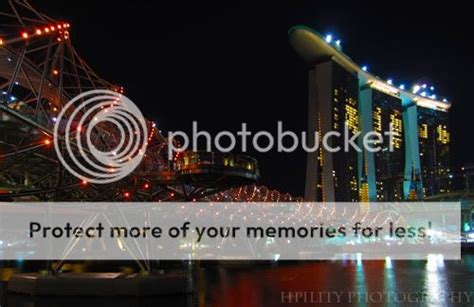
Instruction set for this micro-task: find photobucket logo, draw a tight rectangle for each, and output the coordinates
[53,90,148,184]
[167,122,396,160]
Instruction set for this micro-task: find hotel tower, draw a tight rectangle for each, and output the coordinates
[289,26,451,202]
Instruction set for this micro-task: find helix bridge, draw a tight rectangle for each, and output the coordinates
[0,0,299,202]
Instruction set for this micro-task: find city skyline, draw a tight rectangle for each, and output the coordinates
[0,2,473,306]
[14,1,473,197]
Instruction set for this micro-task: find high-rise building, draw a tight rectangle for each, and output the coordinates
[418,106,451,196]
[305,61,360,202]
[289,26,452,202]
[360,88,405,201]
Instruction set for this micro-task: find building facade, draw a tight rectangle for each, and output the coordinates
[305,61,360,202]
[361,88,405,201]
[417,106,451,197]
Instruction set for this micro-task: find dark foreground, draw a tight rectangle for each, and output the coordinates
[1,254,474,306]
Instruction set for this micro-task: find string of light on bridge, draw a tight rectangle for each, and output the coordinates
[0,23,70,46]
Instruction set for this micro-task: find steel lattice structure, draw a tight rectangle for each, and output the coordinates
[0,1,295,202]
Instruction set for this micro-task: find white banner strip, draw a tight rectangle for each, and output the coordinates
[0,202,461,260]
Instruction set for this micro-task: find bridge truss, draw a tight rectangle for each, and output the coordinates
[0,1,298,202]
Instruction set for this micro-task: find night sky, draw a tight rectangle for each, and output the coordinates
[35,0,473,197]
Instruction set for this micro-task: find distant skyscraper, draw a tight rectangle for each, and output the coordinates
[289,26,451,201]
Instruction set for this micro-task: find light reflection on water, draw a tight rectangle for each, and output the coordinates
[1,254,474,306]
[424,254,448,307]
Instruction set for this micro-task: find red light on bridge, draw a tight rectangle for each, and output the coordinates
[0,38,3,45]
[44,27,50,33]
[143,183,150,189]
[52,69,59,75]
[50,26,55,31]
[21,32,29,39]
[35,29,42,35]
[81,180,88,186]
[44,139,51,146]
[124,192,131,198]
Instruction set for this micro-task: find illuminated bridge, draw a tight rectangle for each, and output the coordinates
[0,1,298,202]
